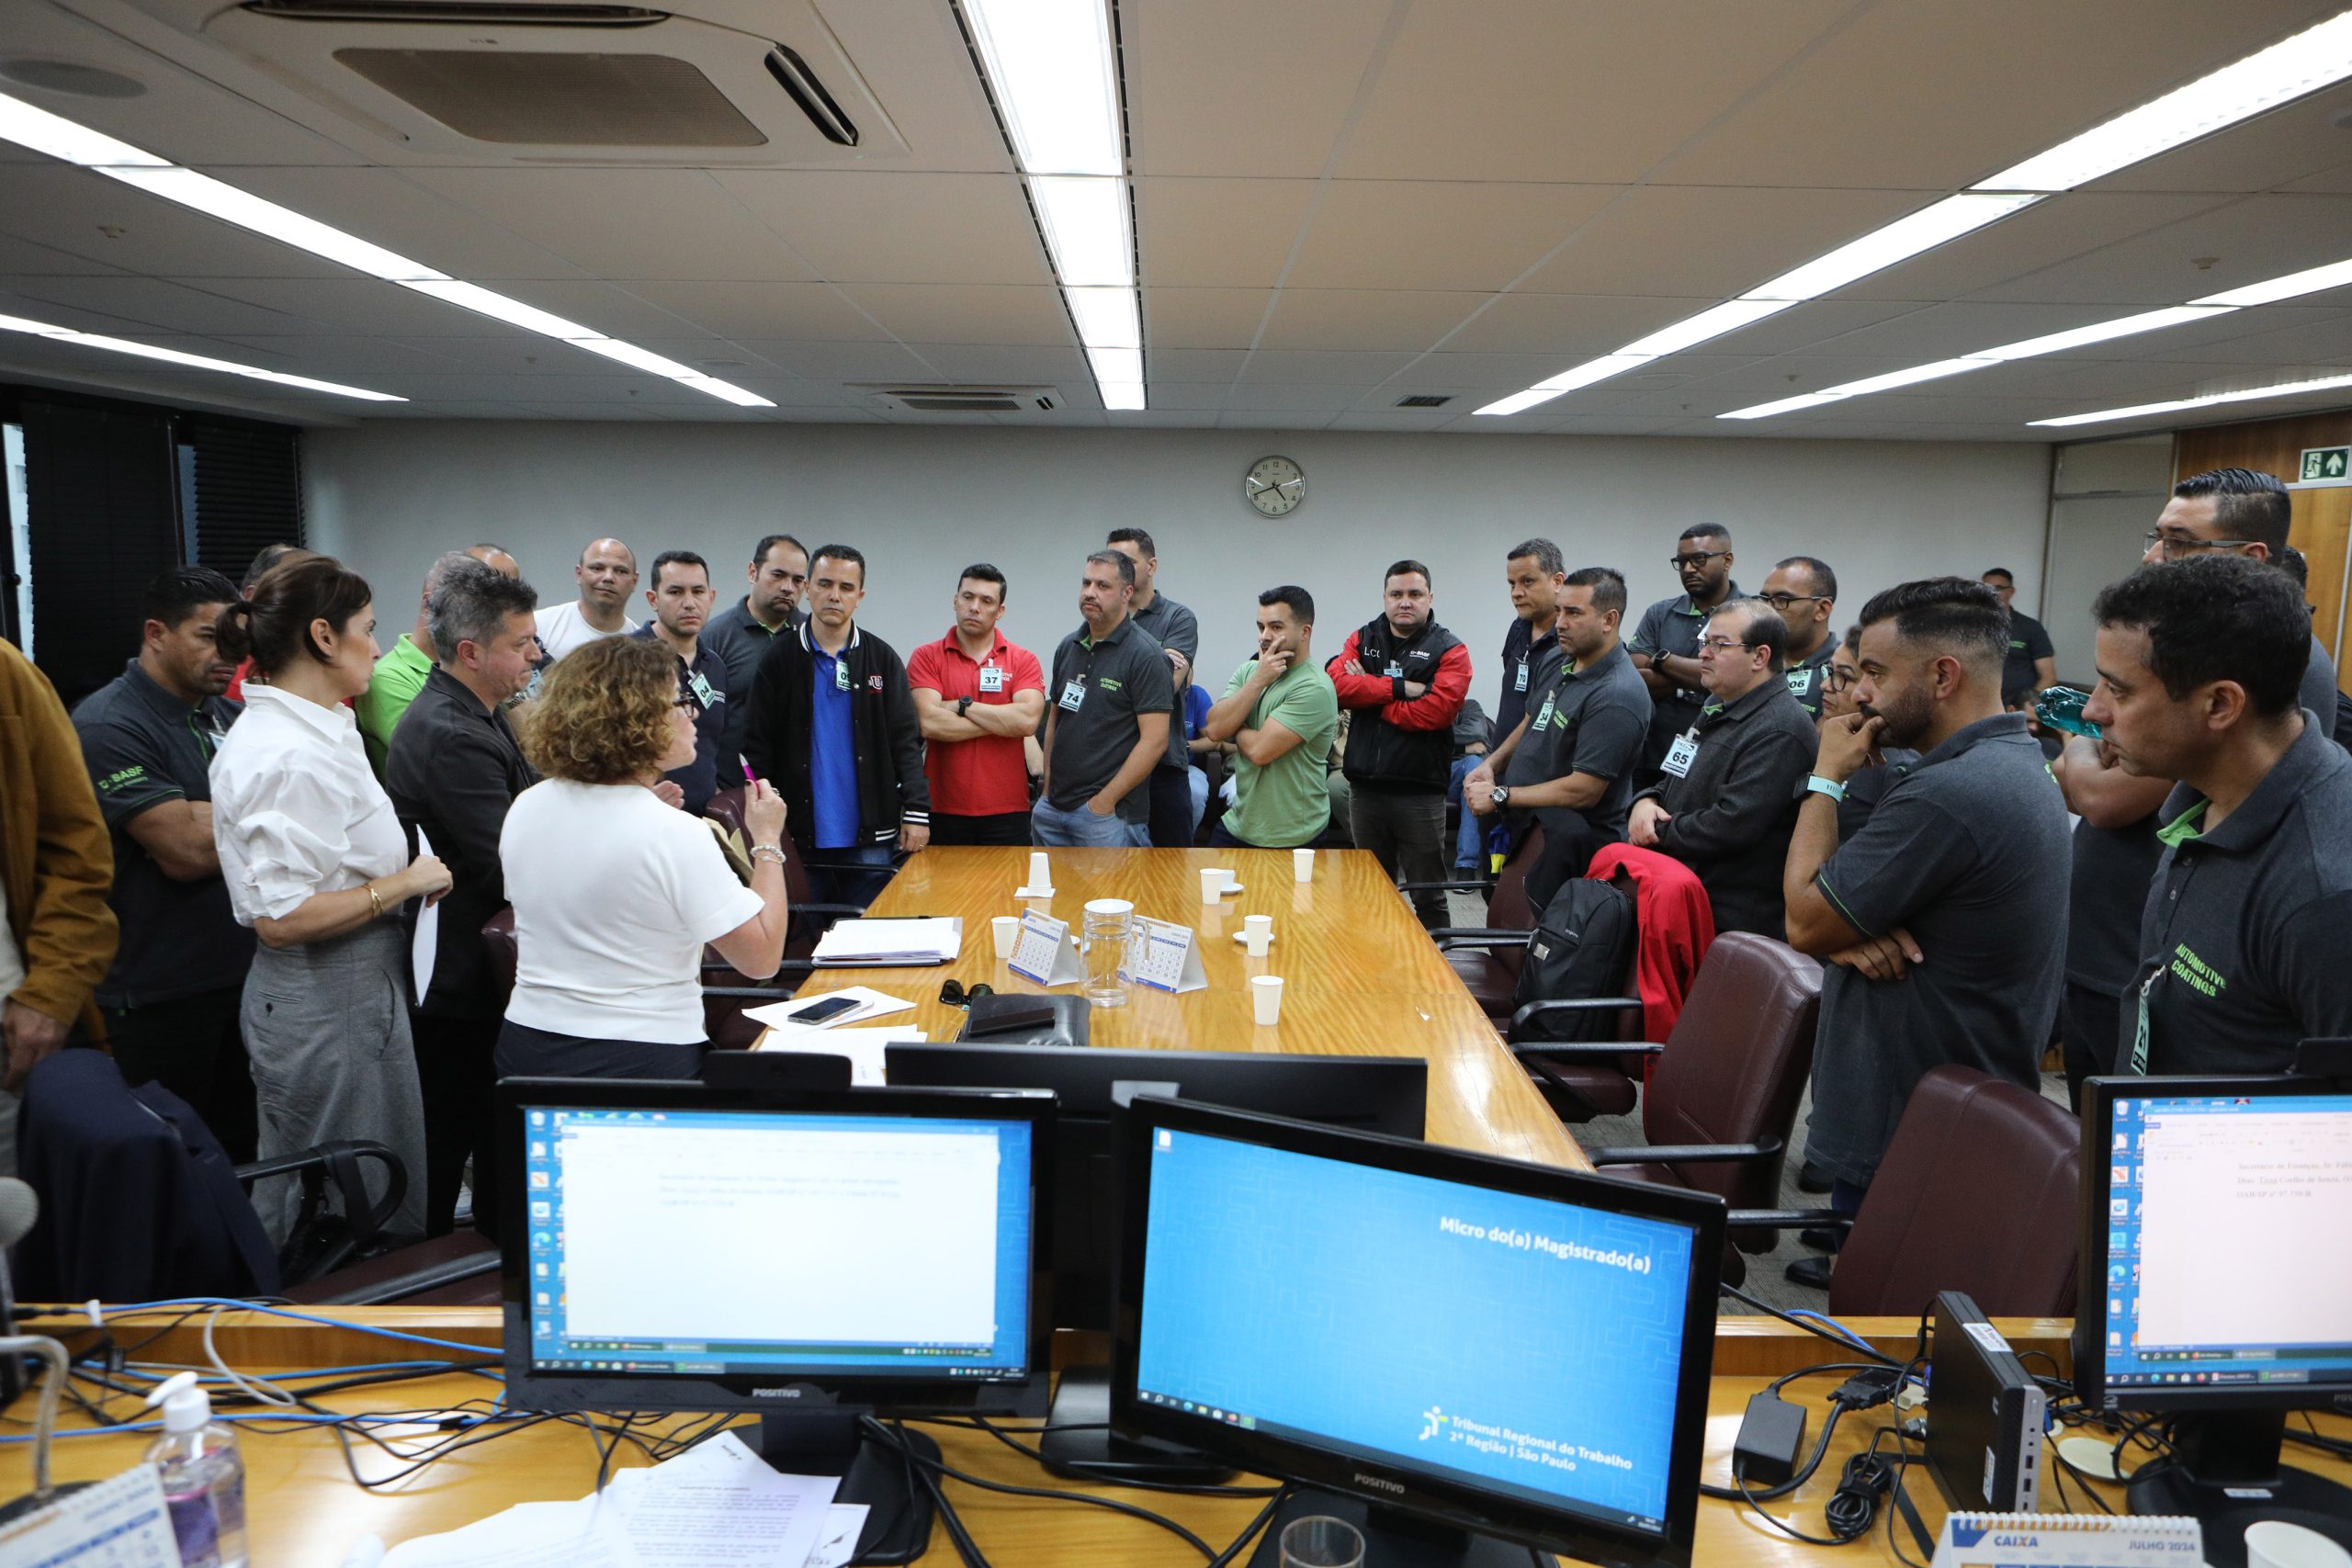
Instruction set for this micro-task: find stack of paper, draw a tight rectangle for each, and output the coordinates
[810,918,963,966]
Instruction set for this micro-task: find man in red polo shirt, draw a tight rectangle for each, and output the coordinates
[908,564,1047,845]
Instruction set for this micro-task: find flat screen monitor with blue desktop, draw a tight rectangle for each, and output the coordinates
[2076,1075,2352,1567]
[496,1077,1054,1567]
[1109,1095,1723,1568]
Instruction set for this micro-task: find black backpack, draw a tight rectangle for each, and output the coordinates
[1510,874,1637,1043]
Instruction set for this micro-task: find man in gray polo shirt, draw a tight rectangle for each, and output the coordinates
[1630,523,1740,784]
[1782,577,2070,1291]
[2082,557,2352,1077]
[1106,528,1200,848]
[1035,550,1175,848]
[1465,567,1652,849]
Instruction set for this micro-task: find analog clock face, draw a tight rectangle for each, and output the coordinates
[1245,456,1306,517]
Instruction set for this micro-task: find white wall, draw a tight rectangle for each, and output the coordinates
[306,423,2052,699]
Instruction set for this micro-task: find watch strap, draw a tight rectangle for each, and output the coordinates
[1804,774,1848,803]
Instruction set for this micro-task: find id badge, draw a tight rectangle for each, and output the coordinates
[1661,728,1700,778]
[978,664,1006,694]
[1058,678,1085,712]
[1384,661,1405,678]
[833,660,851,693]
[1532,694,1555,732]
[1514,659,1529,693]
[688,671,718,706]
[2130,970,2156,1073]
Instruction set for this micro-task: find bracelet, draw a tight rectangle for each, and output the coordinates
[1804,774,1849,803]
[364,881,385,920]
[750,844,786,866]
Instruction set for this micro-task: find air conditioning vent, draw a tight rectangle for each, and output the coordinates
[244,2,665,23]
[764,44,854,147]
[335,48,763,145]
[861,385,1061,414]
[1395,394,1452,408]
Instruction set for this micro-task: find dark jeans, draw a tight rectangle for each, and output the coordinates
[931,812,1032,847]
[104,985,257,1164]
[2063,981,2122,1114]
[413,1010,502,1240]
[1147,766,1196,848]
[494,1020,705,1081]
[1349,788,1450,929]
[805,842,898,908]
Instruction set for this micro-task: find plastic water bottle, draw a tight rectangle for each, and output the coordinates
[143,1372,248,1568]
[2032,684,2101,739]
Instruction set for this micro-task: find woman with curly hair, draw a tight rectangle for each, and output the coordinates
[497,636,788,1077]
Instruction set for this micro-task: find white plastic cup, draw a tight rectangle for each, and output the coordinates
[1251,974,1283,1026]
[1026,851,1052,891]
[1220,866,1240,891]
[1279,1517,1364,1568]
[1243,915,1273,956]
[2247,1522,2352,1568]
[990,915,1020,959]
[1293,848,1314,883]
[1201,867,1226,905]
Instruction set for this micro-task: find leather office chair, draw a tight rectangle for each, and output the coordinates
[704,786,866,964]
[1572,934,1823,1256]
[1425,825,1545,1018]
[1733,1065,2083,1318]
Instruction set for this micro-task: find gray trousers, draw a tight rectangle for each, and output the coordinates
[1350,788,1450,929]
[243,921,427,1246]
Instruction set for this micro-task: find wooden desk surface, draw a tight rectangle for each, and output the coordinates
[25,1313,2301,1568]
[780,846,1589,1172]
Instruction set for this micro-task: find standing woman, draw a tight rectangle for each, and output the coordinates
[209,556,449,1243]
[499,636,788,1078]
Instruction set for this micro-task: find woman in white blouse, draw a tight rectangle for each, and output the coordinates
[209,556,450,1243]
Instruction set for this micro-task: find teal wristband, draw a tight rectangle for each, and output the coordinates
[1804,774,1848,803]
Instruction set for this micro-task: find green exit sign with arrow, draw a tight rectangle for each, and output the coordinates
[2301,446,2350,480]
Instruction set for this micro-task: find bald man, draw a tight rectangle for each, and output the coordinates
[534,536,642,661]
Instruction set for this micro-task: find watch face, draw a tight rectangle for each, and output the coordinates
[1245,456,1306,517]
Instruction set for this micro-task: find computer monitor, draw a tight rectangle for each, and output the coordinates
[2076,1075,2352,1563]
[1110,1095,1723,1568]
[884,1043,1428,1482]
[498,1077,1054,1565]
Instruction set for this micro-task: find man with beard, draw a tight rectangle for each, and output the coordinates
[1202,585,1339,850]
[1630,524,1740,783]
[704,534,809,768]
[1780,577,2069,1290]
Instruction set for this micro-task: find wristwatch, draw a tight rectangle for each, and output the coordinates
[956,696,974,717]
[1490,785,1511,808]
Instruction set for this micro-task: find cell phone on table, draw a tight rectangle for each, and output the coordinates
[785,996,860,1026]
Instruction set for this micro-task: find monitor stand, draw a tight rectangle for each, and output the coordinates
[751,1411,938,1565]
[1243,1490,1535,1568]
[2127,1410,2352,1568]
[1036,1365,1237,1485]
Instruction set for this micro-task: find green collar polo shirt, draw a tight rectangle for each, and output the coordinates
[1045,615,1176,823]
[1220,656,1340,849]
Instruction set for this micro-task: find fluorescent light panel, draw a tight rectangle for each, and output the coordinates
[1620,299,1792,358]
[0,89,769,408]
[0,310,402,400]
[1745,194,2040,301]
[2030,370,2352,427]
[1065,286,1140,349]
[2194,255,2352,308]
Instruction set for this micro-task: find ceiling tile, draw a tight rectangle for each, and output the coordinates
[1285,182,1615,291]
[1432,292,1709,355]
[1136,179,1319,288]
[405,170,817,281]
[1518,186,1930,299]
[1257,289,1489,351]
[220,167,591,282]
[1145,288,1274,349]
[1148,349,1250,381]
[0,275,318,336]
[896,344,1091,383]
[620,281,888,342]
[0,165,352,280]
[1963,192,2352,306]
[713,172,1046,285]
[1848,192,2240,303]
[2091,80,2352,194]
[1126,0,1396,177]
[835,284,1072,344]
[1238,348,1418,384]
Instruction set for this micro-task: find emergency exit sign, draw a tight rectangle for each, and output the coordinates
[2301,445,2350,480]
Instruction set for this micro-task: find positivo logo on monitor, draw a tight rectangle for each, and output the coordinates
[1353,1473,1407,1495]
[750,1387,807,1399]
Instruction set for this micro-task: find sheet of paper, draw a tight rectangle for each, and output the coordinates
[805,1506,868,1568]
[741,986,914,1031]
[753,1025,928,1085]
[411,826,437,1002]
[606,1432,840,1568]
[382,1498,642,1568]
[0,1463,182,1568]
[810,917,963,965]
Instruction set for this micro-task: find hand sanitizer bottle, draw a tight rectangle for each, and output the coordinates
[142,1371,248,1568]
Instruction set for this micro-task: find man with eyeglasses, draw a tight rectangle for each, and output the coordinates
[2143,467,2338,740]
[1630,525,1739,785]
[1626,599,1816,938]
[1979,569,2056,709]
[1759,557,1840,717]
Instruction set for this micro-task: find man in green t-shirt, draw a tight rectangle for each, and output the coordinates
[1202,585,1341,849]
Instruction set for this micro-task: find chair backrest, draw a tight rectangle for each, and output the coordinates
[1643,933,1822,1217]
[1830,1066,2082,1319]
[1486,823,1546,933]
[703,785,748,841]
[481,906,518,993]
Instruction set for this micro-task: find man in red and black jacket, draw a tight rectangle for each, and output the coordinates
[1326,559,1471,929]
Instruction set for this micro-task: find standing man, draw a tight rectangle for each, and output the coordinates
[0,636,116,1175]
[1981,569,2056,708]
[1456,540,1568,872]
[743,546,928,907]
[1465,567,1650,848]
[1625,599,1817,938]
[1328,560,1471,929]
[1202,586,1339,850]
[356,545,519,777]
[1631,525,1741,784]
[1034,551,1175,849]
[704,534,810,769]
[2144,467,2338,737]
[1105,528,1200,848]
[631,551,726,817]
[2082,556,2352,1076]
[1781,578,2070,1290]
[1761,556,1840,717]
[908,564,1046,846]
[72,567,254,1158]
[534,537,640,661]
[384,559,540,1237]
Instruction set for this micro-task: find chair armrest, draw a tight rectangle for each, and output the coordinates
[234,1140,407,1278]
[1506,998,1650,1035]
[1395,878,1490,894]
[797,904,872,922]
[1430,929,1532,952]
[1509,1036,1659,1063]
[301,1247,502,1307]
[1588,1136,1783,1167]
[1724,1209,1852,1232]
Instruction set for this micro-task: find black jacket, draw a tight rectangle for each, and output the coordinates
[1335,615,1465,793]
[384,667,538,1017]
[743,621,930,850]
[1631,676,1816,939]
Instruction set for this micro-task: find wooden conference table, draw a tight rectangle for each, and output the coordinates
[774,845,1590,1172]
